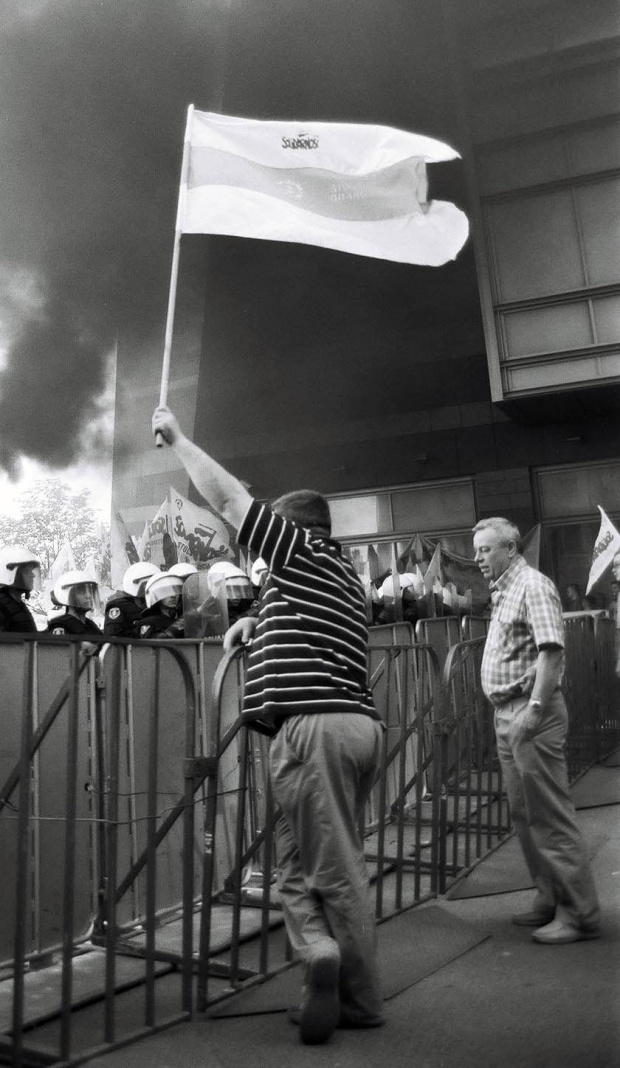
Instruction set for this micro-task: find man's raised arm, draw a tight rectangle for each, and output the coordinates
[152,406,252,531]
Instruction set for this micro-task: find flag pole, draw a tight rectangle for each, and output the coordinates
[156,103,195,447]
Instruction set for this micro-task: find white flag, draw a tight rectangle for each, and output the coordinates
[586,506,620,594]
[178,109,469,267]
[166,487,232,566]
[141,488,233,569]
[48,540,76,584]
[110,511,140,589]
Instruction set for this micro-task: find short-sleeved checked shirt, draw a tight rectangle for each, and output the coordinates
[480,555,564,706]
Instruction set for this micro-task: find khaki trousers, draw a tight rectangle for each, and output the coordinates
[270,712,384,1021]
[494,690,599,926]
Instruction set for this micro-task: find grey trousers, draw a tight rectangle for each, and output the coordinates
[494,690,599,927]
[269,712,384,1021]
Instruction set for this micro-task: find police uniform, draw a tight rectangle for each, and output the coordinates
[103,593,144,638]
[136,609,184,640]
[0,588,37,633]
[48,613,103,637]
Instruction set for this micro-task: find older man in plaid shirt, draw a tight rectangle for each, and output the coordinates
[473,517,600,945]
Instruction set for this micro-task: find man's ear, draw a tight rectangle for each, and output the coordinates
[507,539,518,558]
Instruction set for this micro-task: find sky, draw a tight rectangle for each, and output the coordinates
[0,351,115,520]
[0,0,229,524]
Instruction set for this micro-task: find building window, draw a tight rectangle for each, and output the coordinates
[328,479,476,541]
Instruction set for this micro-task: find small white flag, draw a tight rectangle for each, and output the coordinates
[586,506,620,594]
[178,109,469,267]
[48,540,76,584]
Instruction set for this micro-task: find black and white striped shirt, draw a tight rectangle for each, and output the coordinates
[237,500,378,730]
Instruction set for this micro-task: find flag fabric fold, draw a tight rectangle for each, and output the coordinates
[586,506,620,594]
[178,110,469,266]
[140,488,233,569]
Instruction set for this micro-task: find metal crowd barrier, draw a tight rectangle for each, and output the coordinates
[563,613,620,777]
[1,610,617,1063]
[0,633,207,1068]
[441,636,509,893]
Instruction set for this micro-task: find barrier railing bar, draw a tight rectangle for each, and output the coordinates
[32,644,41,957]
[373,649,392,918]
[12,642,36,1068]
[104,648,122,1045]
[258,777,276,977]
[181,666,198,1016]
[413,655,425,902]
[144,648,161,1028]
[196,758,218,1013]
[59,644,81,1062]
[394,651,409,912]
[124,648,141,921]
[474,691,485,859]
[228,726,251,988]
[93,660,108,933]
[463,663,475,869]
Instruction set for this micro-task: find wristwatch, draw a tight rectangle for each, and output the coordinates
[528,698,542,712]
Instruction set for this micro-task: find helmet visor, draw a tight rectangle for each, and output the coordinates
[225,578,253,601]
[146,577,183,608]
[13,563,42,593]
[68,583,100,612]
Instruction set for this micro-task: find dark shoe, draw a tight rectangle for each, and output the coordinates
[511,908,555,927]
[338,1011,386,1029]
[299,952,340,1045]
[290,1005,385,1030]
[532,917,601,945]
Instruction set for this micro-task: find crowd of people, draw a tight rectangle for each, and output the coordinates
[0,405,613,1046]
[0,551,263,641]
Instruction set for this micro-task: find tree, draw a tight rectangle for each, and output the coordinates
[0,479,109,580]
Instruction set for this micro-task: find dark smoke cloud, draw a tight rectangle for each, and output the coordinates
[0,0,230,473]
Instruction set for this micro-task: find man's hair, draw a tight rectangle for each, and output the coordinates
[472,516,523,553]
[272,489,332,535]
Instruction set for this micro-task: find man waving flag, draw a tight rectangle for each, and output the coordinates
[176,109,468,267]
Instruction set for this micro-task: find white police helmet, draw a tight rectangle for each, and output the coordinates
[122,561,160,597]
[0,545,42,590]
[53,570,100,611]
[168,562,198,580]
[144,572,184,610]
[208,561,253,601]
[378,572,421,599]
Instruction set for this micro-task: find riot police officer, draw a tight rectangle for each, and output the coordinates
[208,561,256,627]
[47,571,103,636]
[137,572,185,638]
[0,545,42,633]
[103,561,160,638]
